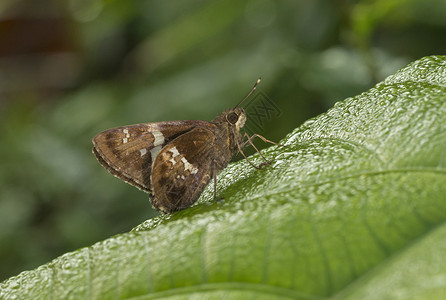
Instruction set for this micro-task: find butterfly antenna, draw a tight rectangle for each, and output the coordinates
[233,77,261,108]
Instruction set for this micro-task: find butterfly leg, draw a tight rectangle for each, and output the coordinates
[242,133,279,148]
[240,133,277,168]
[236,138,267,170]
[211,162,225,202]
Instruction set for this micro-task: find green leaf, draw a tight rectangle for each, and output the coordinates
[1,56,446,299]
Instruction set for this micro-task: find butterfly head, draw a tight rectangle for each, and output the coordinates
[225,107,246,130]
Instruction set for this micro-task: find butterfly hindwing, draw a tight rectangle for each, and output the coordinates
[92,120,214,192]
[151,127,217,212]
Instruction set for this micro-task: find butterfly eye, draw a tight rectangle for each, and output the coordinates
[226,112,239,124]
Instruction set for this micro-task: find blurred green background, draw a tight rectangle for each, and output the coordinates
[0,0,445,281]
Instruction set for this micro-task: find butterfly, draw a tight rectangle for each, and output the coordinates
[92,79,276,213]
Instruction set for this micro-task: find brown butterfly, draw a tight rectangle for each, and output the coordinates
[92,79,276,213]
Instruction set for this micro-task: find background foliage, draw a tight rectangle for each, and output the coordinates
[0,0,445,281]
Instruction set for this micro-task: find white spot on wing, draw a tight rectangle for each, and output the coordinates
[151,125,165,146]
[169,146,180,157]
[140,148,147,156]
[150,145,162,161]
[122,129,130,144]
[168,146,180,165]
[181,157,198,174]
[167,146,199,174]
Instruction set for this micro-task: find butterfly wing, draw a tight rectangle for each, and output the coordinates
[151,127,217,213]
[92,120,213,192]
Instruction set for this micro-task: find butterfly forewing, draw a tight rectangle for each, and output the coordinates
[92,120,213,192]
[151,127,217,212]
